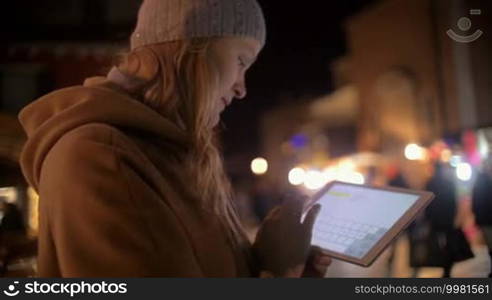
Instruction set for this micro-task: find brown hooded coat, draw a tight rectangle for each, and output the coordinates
[18,76,253,277]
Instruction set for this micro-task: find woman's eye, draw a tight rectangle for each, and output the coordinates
[238,58,246,67]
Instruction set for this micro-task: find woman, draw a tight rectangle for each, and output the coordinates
[18,0,330,277]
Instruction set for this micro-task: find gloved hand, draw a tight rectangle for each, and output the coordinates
[302,246,332,277]
[252,193,321,277]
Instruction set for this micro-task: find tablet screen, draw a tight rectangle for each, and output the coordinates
[311,182,420,259]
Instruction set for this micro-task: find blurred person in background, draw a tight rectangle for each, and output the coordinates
[385,163,409,276]
[0,202,25,234]
[386,163,409,189]
[420,162,473,277]
[0,201,30,276]
[17,0,330,277]
[472,155,492,277]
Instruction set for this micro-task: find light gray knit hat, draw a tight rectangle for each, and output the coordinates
[130,0,266,50]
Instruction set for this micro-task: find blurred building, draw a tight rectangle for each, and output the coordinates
[256,0,491,192]
[1,1,141,109]
[258,89,360,193]
[342,0,492,187]
[0,0,142,235]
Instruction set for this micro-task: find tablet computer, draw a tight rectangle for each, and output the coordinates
[305,181,434,267]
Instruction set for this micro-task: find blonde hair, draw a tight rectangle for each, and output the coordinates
[114,38,249,247]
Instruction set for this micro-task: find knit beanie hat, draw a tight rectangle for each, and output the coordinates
[130,0,266,50]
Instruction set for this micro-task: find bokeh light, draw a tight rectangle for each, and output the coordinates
[337,171,365,185]
[456,163,472,181]
[450,155,462,168]
[322,167,338,183]
[0,187,18,203]
[288,167,306,185]
[251,157,268,175]
[404,144,426,161]
[304,170,326,190]
[440,149,452,163]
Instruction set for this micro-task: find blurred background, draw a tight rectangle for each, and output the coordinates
[0,0,491,277]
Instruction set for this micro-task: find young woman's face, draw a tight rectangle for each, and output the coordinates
[208,37,262,127]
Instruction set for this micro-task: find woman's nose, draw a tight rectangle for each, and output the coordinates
[233,80,247,99]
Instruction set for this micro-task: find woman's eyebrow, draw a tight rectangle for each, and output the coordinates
[243,43,259,63]
[242,52,257,67]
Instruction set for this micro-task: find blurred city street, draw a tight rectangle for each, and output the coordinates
[1,0,492,277]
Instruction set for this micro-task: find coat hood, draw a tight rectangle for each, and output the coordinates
[19,76,190,190]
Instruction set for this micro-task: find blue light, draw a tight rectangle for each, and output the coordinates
[290,134,308,149]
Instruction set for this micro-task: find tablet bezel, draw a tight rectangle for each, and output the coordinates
[305,181,435,267]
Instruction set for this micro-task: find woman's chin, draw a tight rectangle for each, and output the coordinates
[208,115,221,128]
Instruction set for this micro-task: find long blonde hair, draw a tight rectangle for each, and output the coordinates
[114,38,249,247]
